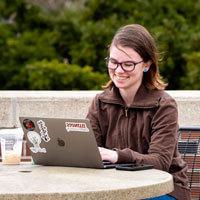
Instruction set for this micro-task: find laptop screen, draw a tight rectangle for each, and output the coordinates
[19,117,106,168]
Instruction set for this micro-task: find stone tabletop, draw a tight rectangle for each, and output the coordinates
[0,163,174,200]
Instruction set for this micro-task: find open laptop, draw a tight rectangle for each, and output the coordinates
[19,117,117,169]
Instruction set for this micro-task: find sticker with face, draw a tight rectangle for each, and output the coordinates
[36,120,50,142]
[27,131,46,153]
[23,119,35,131]
[65,122,89,132]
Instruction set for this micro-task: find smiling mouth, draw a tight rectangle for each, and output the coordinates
[115,75,129,81]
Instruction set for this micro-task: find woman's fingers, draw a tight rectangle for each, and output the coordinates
[98,147,118,163]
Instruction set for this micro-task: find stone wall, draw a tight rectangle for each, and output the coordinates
[0,90,200,128]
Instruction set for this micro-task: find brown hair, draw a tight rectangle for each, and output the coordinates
[103,24,167,90]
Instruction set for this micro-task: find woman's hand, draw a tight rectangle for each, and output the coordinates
[98,147,118,163]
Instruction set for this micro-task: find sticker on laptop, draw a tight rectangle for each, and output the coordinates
[23,119,35,131]
[65,122,89,132]
[37,120,50,142]
[27,131,46,153]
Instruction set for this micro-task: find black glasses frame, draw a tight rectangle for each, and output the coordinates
[105,57,143,72]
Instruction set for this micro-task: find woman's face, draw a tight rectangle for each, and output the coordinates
[108,45,148,92]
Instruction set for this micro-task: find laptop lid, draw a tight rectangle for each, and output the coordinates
[19,117,108,169]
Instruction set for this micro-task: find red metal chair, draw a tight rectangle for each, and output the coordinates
[178,127,200,200]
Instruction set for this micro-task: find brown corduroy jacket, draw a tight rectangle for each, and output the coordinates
[87,84,191,200]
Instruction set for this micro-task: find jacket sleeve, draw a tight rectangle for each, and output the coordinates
[117,97,179,171]
[86,94,104,147]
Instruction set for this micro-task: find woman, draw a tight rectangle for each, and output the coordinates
[86,24,190,200]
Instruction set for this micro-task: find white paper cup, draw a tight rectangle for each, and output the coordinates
[0,128,24,165]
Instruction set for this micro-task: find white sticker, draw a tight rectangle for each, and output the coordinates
[37,120,50,142]
[27,131,46,153]
[65,122,89,132]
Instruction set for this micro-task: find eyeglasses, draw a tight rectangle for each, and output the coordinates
[106,57,143,72]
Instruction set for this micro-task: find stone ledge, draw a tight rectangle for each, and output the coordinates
[0,90,200,127]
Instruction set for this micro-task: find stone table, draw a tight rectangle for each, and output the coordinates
[0,163,174,200]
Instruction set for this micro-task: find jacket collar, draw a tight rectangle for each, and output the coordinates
[99,84,163,108]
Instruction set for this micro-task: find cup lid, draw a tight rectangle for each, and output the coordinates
[0,128,24,139]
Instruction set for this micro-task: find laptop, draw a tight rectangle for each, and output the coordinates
[19,117,117,169]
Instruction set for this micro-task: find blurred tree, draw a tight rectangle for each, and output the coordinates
[181,52,200,89]
[0,0,199,90]
[9,59,108,90]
